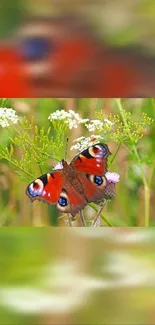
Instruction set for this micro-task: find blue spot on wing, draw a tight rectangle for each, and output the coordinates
[19,38,51,60]
[94,176,103,186]
[58,196,68,207]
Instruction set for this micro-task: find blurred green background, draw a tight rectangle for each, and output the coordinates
[1,0,155,51]
[0,228,155,324]
[0,98,155,226]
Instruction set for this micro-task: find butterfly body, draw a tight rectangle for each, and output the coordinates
[26,143,112,216]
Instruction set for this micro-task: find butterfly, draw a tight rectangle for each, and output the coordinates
[26,143,112,217]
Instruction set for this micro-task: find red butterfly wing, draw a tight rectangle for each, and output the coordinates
[56,182,88,217]
[26,170,64,204]
[77,173,107,204]
[57,173,108,217]
[71,143,111,175]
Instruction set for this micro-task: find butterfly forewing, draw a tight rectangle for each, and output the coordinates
[72,143,111,175]
[26,170,64,204]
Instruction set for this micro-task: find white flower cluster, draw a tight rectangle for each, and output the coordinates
[85,118,114,132]
[48,110,89,130]
[85,120,104,132]
[0,108,19,128]
[70,135,103,152]
[48,110,114,133]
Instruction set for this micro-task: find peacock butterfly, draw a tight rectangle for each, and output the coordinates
[26,143,111,216]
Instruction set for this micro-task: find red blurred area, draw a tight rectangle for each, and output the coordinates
[0,15,155,97]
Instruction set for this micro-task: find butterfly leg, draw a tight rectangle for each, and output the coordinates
[91,200,106,227]
[79,210,87,227]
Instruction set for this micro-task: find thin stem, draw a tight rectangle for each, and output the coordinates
[144,185,150,227]
[150,98,155,112]
[64,137,69,160]
[1,155,34,179]
[149,164,155,187]
[1,98,8,107]
[109,142,121,166]
[38,164,43,175]
[8,124,60,161]
[10,125,52,159]
[68,214,72,227]
[91,203,106,227]
[79,210,87,227]
[89,203,113,226]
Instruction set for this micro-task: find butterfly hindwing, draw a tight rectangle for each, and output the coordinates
[71,143,111,175]
[77,173,107,203]
[56,182,88,217]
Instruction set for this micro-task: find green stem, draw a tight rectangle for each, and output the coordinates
[1,155,34,179]
[79,211,87,227]
[9,125,52,159]
[115,98,150,227]
[150,98,155,112]
[38,163,43,175]
[149,164,155,187]
[144,185,150,227]
[89,203,113,226]
[91,204,105,227]
[7,124,60,161]
[1,98,8,107]
[109,142,121,166]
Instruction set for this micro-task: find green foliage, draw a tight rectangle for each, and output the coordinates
[96,108,154,145]
[0,115,66,183]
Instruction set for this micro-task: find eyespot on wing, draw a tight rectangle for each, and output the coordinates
[26,171,64,204]
[72,143,111,175]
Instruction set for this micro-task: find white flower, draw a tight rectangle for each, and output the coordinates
[104,118,114,126]
[85,120,104,132]
[85,118,114,132]
[48,110,81,130]
[48,110,69,121]
[70,143,82,151]
[68,110,81,121]
[70,135,103,152]
[48,110,114,132]
[73,136,85,142]
[78,118,90,124]
[68,119,78,129]
[0,108,19,128]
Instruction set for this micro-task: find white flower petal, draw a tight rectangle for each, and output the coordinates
[70,135,103,152]
[0,108,19,128]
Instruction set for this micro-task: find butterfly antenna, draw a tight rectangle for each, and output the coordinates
[64,137,69,160]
